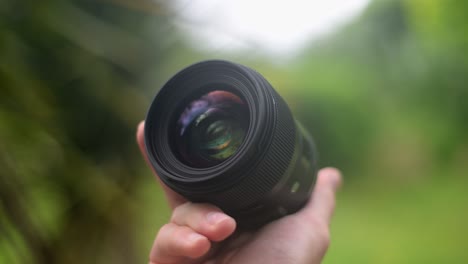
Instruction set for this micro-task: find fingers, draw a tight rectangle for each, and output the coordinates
[150,223,211,264]
[299,167,342,225]
[150,203,237,264]
[171,203,236,242]
[136,121,187,209]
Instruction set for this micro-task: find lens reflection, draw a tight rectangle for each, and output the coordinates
[175,90,249,167]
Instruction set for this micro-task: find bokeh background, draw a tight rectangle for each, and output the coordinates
[1,0,467,263]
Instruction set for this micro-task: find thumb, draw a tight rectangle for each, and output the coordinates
[298,167,342,225]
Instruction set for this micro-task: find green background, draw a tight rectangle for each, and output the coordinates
[1,0,467,263]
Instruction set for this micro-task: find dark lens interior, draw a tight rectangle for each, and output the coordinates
[174,90,249,168]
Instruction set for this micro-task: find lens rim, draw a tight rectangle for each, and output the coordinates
[145,60,276,192]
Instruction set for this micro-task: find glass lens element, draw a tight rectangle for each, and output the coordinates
[175,90,249,167]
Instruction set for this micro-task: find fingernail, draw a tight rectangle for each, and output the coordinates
[188,232,204,243]
[329,172,342,189]
[206,212,227,225]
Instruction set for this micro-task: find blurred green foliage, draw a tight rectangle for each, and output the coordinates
[0,0,467,263]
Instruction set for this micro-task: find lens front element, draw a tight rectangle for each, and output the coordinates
[175,90,249,168]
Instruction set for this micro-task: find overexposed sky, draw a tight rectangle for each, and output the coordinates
[171,0,371,56]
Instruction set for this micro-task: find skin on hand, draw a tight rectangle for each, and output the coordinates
[137,121,342,264]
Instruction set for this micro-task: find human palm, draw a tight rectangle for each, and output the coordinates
[137,122,341,264]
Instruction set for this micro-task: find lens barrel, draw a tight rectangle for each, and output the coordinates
[145,60,317,228]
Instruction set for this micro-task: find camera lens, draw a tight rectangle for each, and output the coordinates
[145,60,317,228]
[174,91,249,168]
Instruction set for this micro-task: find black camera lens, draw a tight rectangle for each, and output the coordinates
[145,60,317,228]
[174,91,249,168]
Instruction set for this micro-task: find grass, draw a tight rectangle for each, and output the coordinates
[325,175,468,263]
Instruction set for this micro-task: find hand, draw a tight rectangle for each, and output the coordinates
[137,121,342,264]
